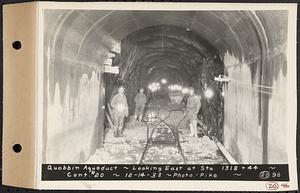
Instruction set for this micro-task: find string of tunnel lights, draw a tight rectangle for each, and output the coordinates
[168,84,215,99]
[148,78,216,99]
[167,82,215,99]
[147,74,279,100]
[148,79,168,92]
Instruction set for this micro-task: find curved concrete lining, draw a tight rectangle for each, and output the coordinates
[43,10,289,164]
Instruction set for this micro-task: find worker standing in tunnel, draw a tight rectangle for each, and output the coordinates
[111,86,129,137]
[134,88,147,122]
[185,87,201,137]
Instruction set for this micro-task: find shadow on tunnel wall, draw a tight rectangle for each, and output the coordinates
[89,72,105,158]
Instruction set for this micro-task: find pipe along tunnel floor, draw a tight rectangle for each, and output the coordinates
[87,99,227,164]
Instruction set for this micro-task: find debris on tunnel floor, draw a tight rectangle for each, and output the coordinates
[180,135,227,164]
[142,145,185,164]
[86,119,227,164]
[86,130,145,164]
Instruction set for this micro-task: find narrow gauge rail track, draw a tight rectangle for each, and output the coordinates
[138,106,236,164]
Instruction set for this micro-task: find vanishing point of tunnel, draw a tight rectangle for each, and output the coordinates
[43,9,289,165]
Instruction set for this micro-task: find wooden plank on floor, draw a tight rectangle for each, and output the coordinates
[215,141,238,164]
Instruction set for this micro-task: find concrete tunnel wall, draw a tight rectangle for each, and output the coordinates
[43,10,289,164]
[223,11,288,164]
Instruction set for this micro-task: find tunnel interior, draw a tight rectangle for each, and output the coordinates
[43,10,288,164]
[105,24,224,134]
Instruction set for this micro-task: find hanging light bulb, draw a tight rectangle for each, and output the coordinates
[181,87,189,94]
[204,88,214,98]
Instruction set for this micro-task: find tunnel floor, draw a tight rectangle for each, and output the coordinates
[87,99,227,164]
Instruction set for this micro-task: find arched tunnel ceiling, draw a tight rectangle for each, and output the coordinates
[44,9,288,101]
[46,10,268,66]
[116,24,224,87]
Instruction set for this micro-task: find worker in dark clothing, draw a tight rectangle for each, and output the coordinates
[185,87,201,137]
[134,88,147,122]
[111,86,129,137]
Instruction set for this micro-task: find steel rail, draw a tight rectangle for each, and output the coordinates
[139,109,187,164]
